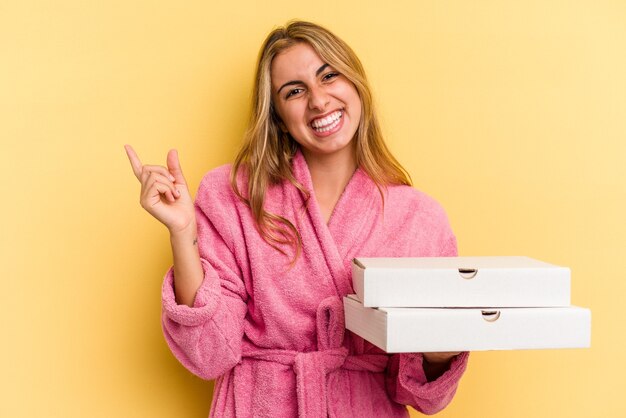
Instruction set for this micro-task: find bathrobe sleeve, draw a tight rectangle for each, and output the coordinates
[161,166,249,380]
[385,210,470,414]
[385,351,469,415]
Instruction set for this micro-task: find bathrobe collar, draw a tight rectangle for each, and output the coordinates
[291,148,380,296]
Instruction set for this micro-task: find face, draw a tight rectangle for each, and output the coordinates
[270,42,362,162]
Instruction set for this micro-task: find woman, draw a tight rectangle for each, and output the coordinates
[125,20,469,418]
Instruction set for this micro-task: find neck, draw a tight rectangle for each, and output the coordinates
[301,145,357,201]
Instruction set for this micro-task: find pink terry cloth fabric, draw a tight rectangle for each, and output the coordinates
[161,149,469,418]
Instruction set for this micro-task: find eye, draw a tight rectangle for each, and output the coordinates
[322,72,339,81]
[286,88,303,99]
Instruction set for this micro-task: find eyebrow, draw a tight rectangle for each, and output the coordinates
[276,63,330,95]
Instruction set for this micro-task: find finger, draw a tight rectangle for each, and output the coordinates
[144,179,177,205]
[142,165,176,182]
[143,172,180,198]
[140,166,174,186]
[155,182,176,203]
[167,149,187,185]
[124,144,144,180]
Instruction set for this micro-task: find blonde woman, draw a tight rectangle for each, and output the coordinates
[125,20,468,418]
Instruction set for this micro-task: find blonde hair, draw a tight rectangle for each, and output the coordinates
[231,20,411,261]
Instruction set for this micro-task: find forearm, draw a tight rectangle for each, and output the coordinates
[161,257,248,379]
[386,352,469,414]
[170,222,204,306]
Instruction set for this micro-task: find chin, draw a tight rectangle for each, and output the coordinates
[307,141,355,157]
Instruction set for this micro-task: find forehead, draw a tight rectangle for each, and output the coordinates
[271,43,325,87]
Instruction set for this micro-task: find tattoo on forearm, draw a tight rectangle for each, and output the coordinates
[193,237,198,246]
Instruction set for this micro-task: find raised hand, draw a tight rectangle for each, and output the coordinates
[124,145,196,234]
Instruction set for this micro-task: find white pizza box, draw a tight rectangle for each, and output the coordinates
[352,256,570,308]
[343,295,591,353]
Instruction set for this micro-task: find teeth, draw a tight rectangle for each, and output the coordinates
[313,117,341,133]
[311,110,342,129]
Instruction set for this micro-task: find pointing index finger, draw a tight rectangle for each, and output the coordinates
[124,144,143,180]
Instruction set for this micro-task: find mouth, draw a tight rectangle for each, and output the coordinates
[309,109,344,133]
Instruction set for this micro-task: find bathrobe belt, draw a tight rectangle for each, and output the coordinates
[242,296,389,418]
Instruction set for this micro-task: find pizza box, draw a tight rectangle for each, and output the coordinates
[352,256,570,307]
[343,295,591,353]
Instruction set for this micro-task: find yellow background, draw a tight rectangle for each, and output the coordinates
[2,1,624,417]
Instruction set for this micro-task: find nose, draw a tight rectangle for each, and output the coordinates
[308,85,330,111]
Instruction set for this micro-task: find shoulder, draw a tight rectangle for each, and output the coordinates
[384,183,457,256]
[386,183,451,224]
[196,163,231,195]
[193,163,246,228]
[192,164,251,250]
[195,163,248,207]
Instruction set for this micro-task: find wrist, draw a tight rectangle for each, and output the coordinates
[422,353,455,382]
[422,351,460,365]
[169,220,198,241]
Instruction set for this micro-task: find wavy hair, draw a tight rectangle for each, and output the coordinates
[230,20,411,262]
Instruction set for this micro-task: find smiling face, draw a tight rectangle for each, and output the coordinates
[270,42,362,163]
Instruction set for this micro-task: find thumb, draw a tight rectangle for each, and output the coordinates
[167,149,187,185]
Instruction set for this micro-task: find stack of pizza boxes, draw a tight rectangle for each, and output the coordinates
[343,257,591,352]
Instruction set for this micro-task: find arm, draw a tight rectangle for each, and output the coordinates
[385,352,469,415]
[168,221,204,307]
[385,232,470,414]
[124,146,248,380]
[161,170,248,381]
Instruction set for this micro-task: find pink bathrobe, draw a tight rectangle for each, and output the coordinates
[161,149,469,418]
